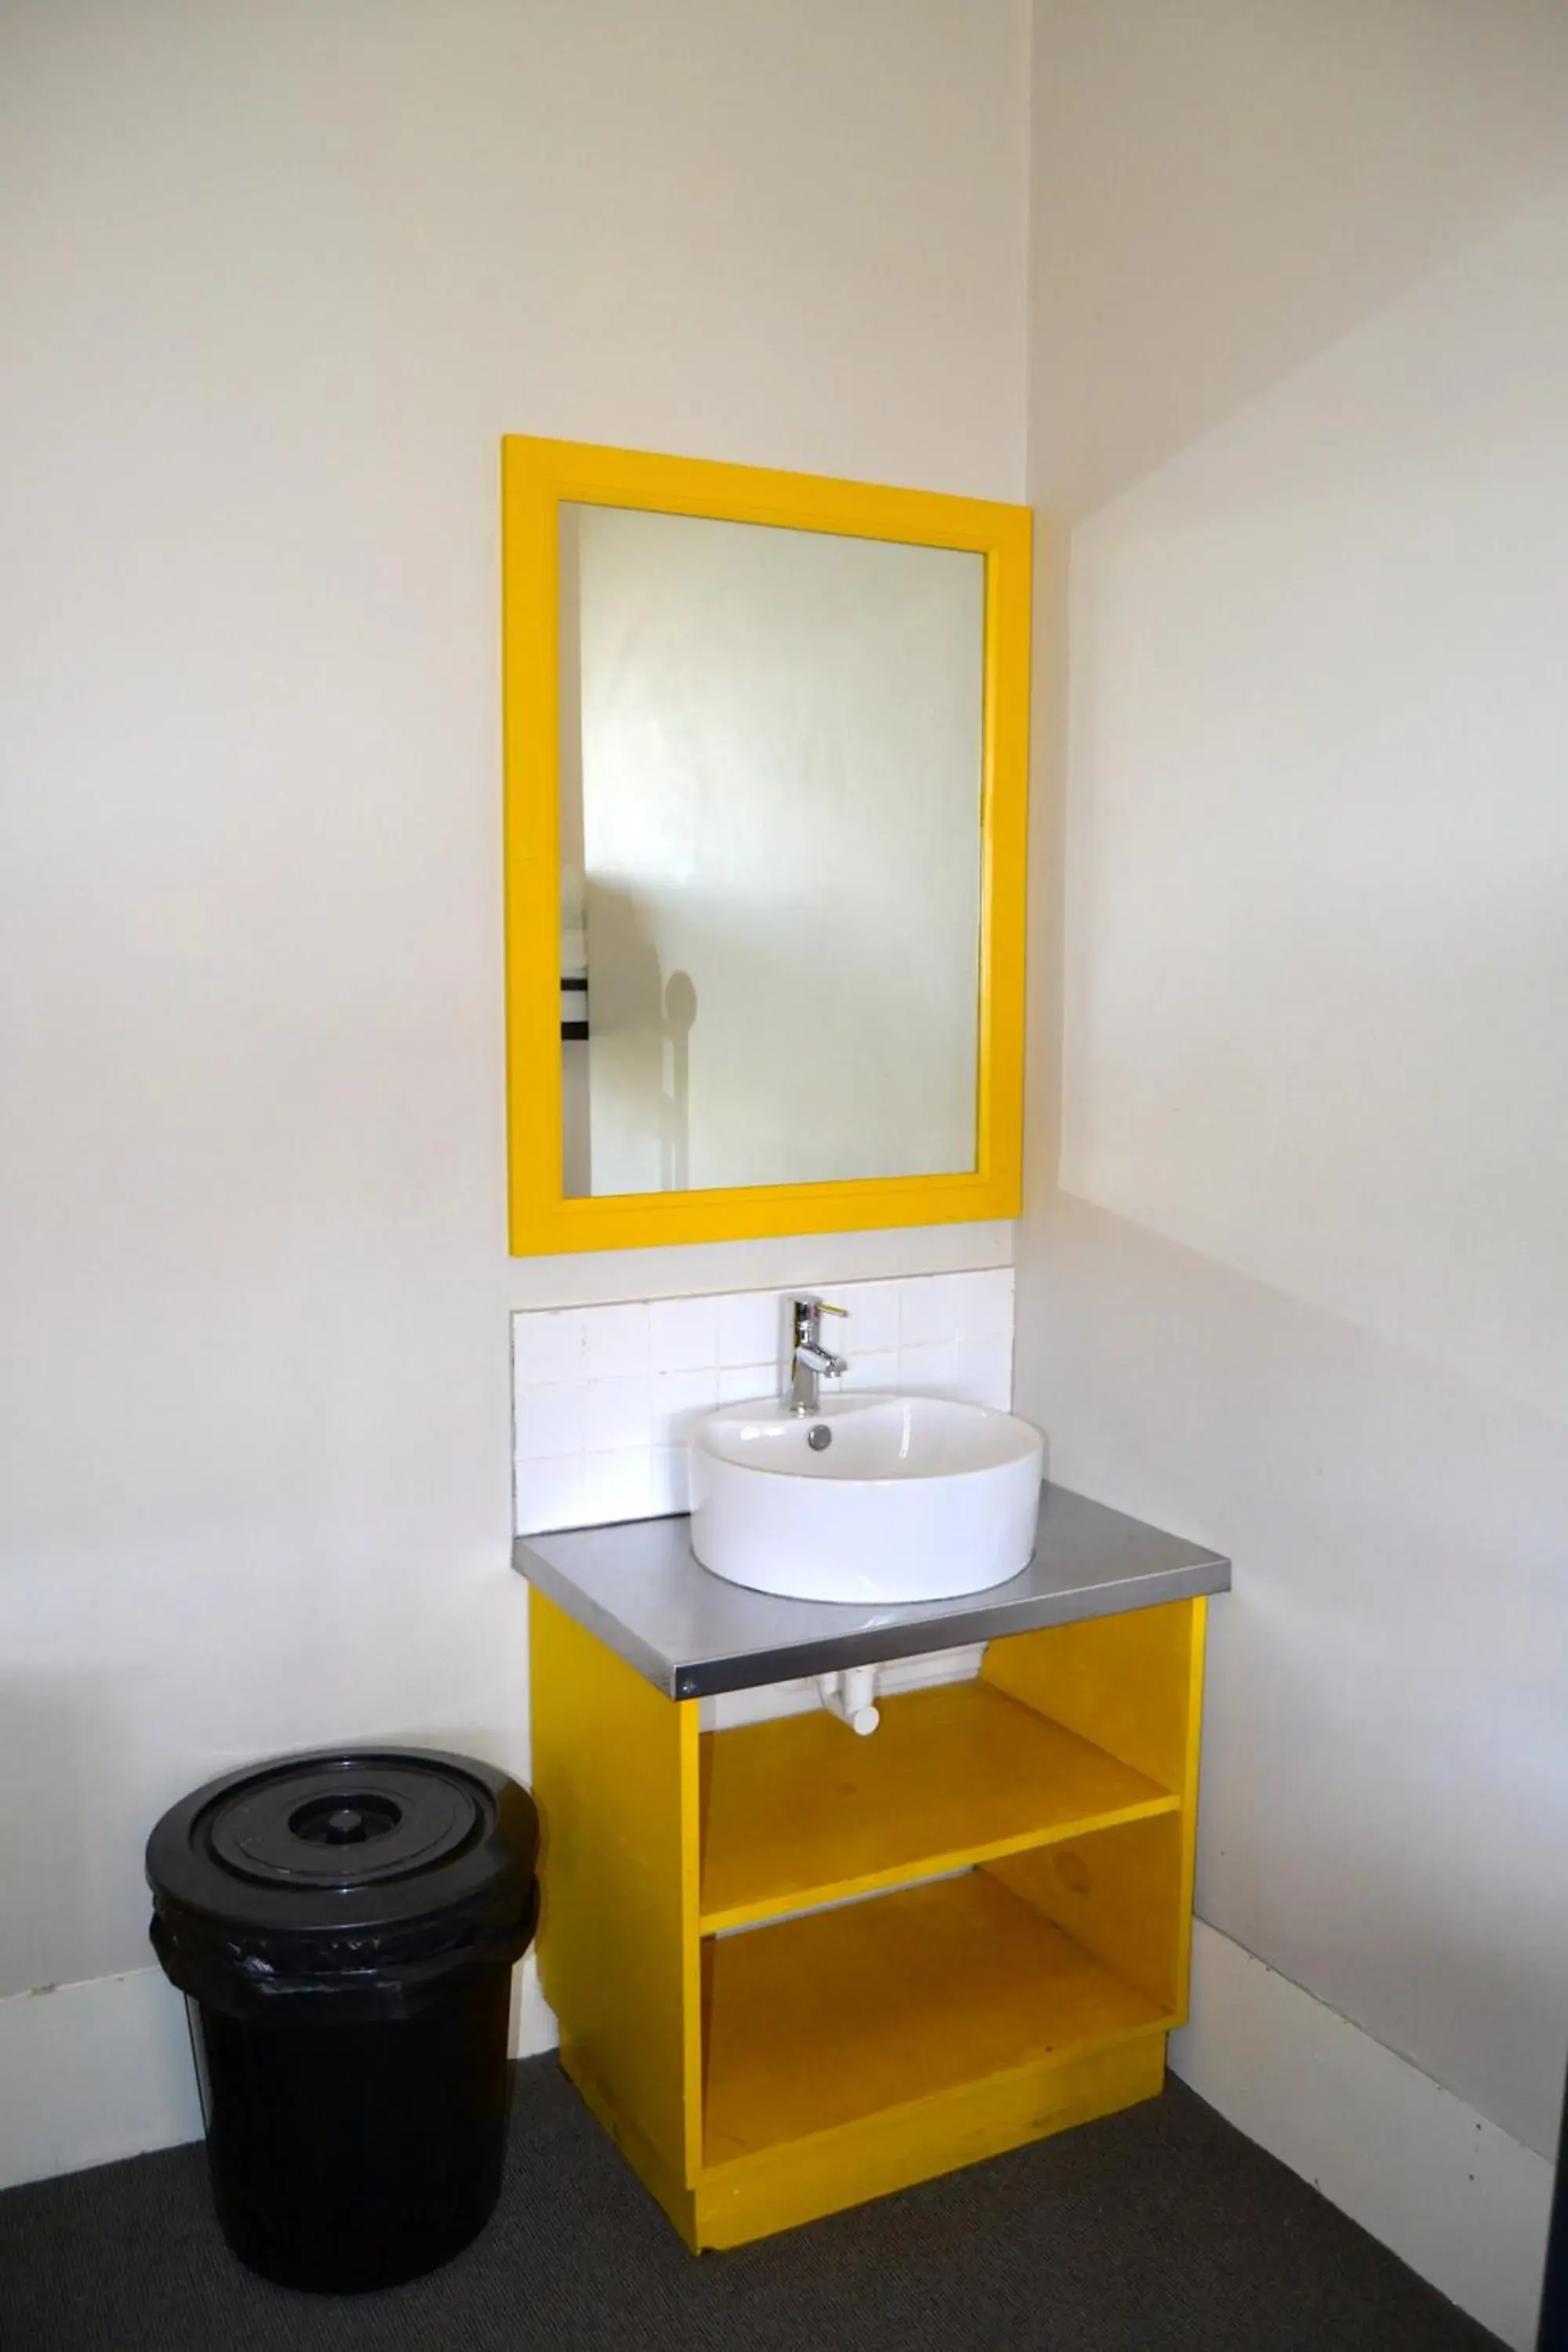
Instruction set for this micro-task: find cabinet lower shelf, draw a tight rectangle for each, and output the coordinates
[702,1868,1172,2170]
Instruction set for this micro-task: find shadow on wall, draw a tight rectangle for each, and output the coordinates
[571,877,694,1197]
[1054,179,1568,1426]
[1029,9,1568,520]
[0,1679,108,1999]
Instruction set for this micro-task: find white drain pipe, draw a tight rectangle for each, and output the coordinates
[817,1665,880,1736]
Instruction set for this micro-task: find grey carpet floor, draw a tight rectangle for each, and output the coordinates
[0,2056,1500,2351]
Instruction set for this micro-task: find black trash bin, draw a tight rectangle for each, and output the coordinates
[147,1746,539,2293]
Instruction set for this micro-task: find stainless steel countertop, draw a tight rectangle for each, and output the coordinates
[513,1483,1229,1698]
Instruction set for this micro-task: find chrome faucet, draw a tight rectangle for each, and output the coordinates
[787,1297,848,1414]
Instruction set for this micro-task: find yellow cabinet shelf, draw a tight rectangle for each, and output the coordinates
[702,1868,1171,2168]
[699,1679,1178,1932]
[530,1584,1209,2251]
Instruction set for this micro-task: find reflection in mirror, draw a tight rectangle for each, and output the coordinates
[558,503,985,1199]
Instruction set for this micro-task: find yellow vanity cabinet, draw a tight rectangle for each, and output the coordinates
[522,1501,1224,2252]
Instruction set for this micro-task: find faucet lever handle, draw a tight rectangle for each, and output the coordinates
[787,1298,849,1410]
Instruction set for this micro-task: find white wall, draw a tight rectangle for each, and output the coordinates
[1040,162,1568,2163]
[0,0,1029,2167]
[1021,2,1568,2329]
[1030,0,1568,516]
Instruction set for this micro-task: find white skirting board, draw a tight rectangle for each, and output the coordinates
[1174,1920,1553,2352]
[0,1920,1551,2348]
[0,1953,559,2195]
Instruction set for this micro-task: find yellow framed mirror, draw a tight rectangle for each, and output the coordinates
[502,437,1030,1256]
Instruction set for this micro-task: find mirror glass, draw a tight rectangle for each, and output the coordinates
[557,503,985,1198]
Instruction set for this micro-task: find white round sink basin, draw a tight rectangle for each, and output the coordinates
[688,1392,1044,1605]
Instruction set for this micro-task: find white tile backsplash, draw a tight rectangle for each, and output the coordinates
[650,1444,690,1516]
[513,1307,584,1388]
[956,1331,1014,1410]
[717,1290,784,1370]
[648,1294,720,1370]
[513,1267,1015,1536]
[520,1455,585,1534]
[897,1271,967,1345]
[651,1367,720,1446]
[898,1338,963,1396]
[582,1374,652,1453]
[583,1446,652,1523]
[581,1301,650,1377]
[514,1381,586,1461]
[837,1279,899,1354]
[958,1265,1014,1339]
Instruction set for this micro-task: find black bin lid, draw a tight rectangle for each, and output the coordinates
[147,1747,539,1976]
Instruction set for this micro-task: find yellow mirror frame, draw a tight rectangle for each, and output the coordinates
[501,437,1031,1257]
